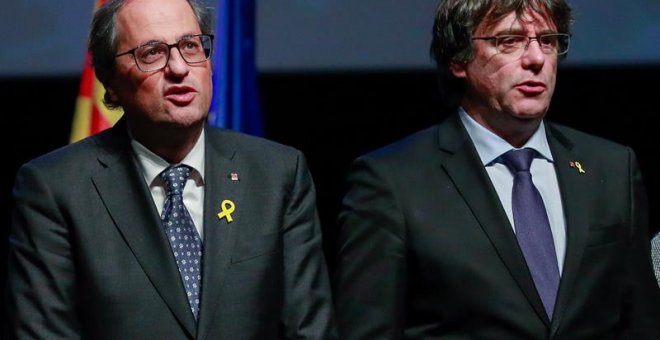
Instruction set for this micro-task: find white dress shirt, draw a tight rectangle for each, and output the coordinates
[131,130,206,240]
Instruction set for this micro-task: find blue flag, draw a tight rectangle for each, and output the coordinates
[208,0,263,136]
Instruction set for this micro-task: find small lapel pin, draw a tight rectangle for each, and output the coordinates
[569,161,586,174]
[228,172,239,181]
[217,199,236,223]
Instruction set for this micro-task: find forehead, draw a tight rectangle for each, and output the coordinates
[475,8,557,35]
[116,0,201,45]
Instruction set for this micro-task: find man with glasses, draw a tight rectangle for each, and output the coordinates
[7,0,336,339]
[335,0,660,338]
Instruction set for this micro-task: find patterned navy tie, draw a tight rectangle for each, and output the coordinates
[501,148,560,318]
[160,165,203,320]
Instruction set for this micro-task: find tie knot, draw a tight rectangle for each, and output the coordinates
[501,148,537,173]
[160,165,192,196]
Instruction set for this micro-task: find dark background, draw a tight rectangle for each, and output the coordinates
[3,66,660,281]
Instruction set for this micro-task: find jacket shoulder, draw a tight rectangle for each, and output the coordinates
[548,122,626,149]
[20,129,117,175]
[358,125,440,165]
[205,127,306,169]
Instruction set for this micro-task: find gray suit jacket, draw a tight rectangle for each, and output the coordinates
[336,114,660,339]
[8,120,336,339]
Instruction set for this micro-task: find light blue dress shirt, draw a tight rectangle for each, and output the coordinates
[459,109,566,274]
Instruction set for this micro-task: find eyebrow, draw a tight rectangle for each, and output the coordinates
[179,33,197,40]
[491,28,559,36]
[142,39,163,46]
[137,33,202,47]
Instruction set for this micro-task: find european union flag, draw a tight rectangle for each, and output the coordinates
[208,0,263,136]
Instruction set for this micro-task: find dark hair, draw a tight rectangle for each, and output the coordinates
[88,0,214,108]
[430,0,572,111]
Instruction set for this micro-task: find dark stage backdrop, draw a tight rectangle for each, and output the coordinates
[3,1,660,75]
[4,66,660,278]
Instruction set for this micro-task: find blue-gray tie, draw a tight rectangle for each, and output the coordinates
[160,165,203,320]
[501,148,559,318]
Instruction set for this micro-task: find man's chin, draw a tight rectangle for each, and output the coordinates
[509,103,549,121]
[165,109,208,126]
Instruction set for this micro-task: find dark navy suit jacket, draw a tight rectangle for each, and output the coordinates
[336,114,660,339]
[8,120,336,339]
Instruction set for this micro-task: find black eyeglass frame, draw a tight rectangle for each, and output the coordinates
[115,34,215,72]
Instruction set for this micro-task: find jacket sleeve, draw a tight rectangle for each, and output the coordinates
[7,163,81,339]
[281,151,337,339]
[335,157,407,340]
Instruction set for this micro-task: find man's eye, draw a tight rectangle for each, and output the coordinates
[498,36,524,47]
[138,45,167,63]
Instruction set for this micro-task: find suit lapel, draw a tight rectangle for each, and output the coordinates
[438,115,550,326]
[197,128,245,340]
[545,125,590,336]
[90,122,197,337]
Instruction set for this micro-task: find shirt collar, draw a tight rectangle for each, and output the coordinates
[458,107,554,166]
[131,128,206,186]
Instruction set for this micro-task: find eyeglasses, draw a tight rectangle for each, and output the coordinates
[115,34,214,72]
[471,33,570,56]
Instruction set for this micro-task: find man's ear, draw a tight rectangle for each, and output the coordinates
[449,61,467,79]
[96,71,118,103]
[103,87,118,104]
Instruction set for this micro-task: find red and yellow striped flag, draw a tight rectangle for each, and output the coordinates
[70,0,122,143]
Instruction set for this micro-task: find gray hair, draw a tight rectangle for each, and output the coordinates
[88,0,214,108]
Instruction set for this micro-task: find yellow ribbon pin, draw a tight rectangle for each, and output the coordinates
[217,200,236,223]
[570,161,586,174]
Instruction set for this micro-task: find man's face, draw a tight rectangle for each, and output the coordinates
[107,0,212,131]
[452,9,559,133]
